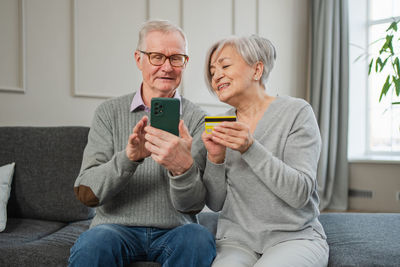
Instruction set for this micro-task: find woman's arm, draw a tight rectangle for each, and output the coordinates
[203,159,228,211]
[241,105,321,208]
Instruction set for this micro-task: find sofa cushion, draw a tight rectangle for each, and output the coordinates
[0,127,94,222]
[0,218,91,267]
[0,218,65,246]
[319,212,400,267]
[0,162,15,231]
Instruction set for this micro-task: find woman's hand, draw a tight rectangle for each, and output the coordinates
[202,131,226,164]
[211,121,254,154]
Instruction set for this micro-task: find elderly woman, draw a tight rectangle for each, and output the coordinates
[201,35,329,267]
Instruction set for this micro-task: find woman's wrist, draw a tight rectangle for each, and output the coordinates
[207,153,225,164]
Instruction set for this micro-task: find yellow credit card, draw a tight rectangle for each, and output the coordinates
[205,116,237,133]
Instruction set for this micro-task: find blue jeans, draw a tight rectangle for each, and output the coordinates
[68,223,216,267]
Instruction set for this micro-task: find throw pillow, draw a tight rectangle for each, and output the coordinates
[0,162,15,232]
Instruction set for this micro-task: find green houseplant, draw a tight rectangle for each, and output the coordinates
[368,20,400,105]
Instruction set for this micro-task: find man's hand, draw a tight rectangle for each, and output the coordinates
[144,120,193,176]
[126,116,151,162]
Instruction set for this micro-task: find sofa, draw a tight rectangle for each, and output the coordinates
[0,126,399,267]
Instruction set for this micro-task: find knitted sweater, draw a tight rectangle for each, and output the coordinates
[176,96,326,253]
[74,92,207,229]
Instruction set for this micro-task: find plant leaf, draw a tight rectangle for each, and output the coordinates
[375,57,382,72]
[394,76,400,96]
[394,57,400,77]
[379,35,393,54]
[379,75,391,102]
[369,58,373,75]
[392,102,400,105]
[386,21,398,32]
[388,36,394,54]
[381,57,389,71]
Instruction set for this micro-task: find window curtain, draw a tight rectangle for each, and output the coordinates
[310,0,349,210]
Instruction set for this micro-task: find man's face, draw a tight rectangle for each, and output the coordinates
[135,31,187,97]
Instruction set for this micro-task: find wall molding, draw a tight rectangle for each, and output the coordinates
[72,0,147,99]
[73,0,108,99]
[0,0,26,94]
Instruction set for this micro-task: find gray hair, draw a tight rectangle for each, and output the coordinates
[204,34,276,93]
[137,19,188,54]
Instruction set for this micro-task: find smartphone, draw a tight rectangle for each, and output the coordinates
[150,98,180,136]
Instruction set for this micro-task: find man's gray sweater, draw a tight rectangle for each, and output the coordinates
[74,92,207,229]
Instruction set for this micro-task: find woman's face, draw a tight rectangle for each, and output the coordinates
[209,45,256,104]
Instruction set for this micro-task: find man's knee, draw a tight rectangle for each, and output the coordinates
[177,223,215,249]
[75,224,120,247]
[160,224,216,266]
[69,224,125,266]
[181,224,214,239]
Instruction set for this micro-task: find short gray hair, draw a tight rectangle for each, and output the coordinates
[204,34,276,93]
[137,19,188,54]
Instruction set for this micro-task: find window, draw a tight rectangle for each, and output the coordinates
[367,0,400,154]
[348,0,400,160]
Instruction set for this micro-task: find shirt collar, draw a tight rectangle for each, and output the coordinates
[130,84,183,114]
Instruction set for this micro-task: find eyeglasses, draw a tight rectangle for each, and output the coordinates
[139,50,188,67]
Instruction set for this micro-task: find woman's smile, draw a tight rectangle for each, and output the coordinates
[217,82,230,91]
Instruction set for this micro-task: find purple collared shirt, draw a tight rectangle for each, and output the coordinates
[130,85,182,114]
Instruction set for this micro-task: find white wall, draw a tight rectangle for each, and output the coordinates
[0,0,310,126]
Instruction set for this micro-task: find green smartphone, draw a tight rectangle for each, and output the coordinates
[150,98,180,136]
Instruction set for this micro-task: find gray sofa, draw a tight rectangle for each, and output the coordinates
[0,126,399,267]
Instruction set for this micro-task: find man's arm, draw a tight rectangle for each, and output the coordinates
[144,113,207,214]
[73,104,142,207]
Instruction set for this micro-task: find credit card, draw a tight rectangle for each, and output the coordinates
[205,116,237,133]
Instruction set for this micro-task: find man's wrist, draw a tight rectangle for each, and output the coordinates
[171,160,193,176]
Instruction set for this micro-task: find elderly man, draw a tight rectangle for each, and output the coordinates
[68,20,215,267]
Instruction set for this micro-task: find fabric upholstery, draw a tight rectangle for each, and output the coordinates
[0,127,94,222]
[0,219,91,267]
[319,213,400,267]
[0,162,15,231]
[0,218,65,246]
